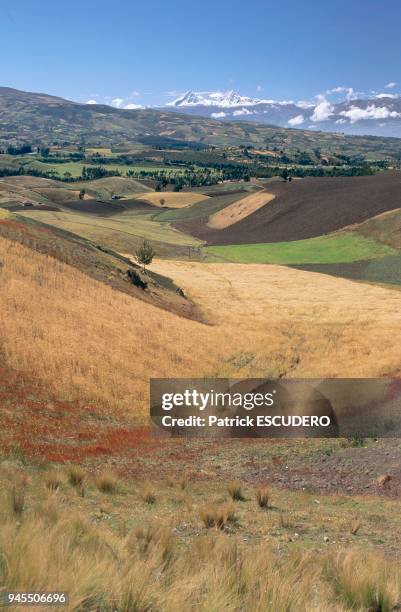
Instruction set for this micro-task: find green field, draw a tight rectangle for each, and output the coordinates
[156,192,250,222]
[21,160,188,179]
[206,233,397,265]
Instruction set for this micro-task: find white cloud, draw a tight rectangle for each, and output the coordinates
[233,108,253,116]
[86,99,97,105]
[297,99,315,109]
[311,98,334,122]
[326,86,357,101]
[211,111,227,118]
[124,103,144,110]
[288,114,304,126]
[336,118,347,124]
[111,97,124,108]
[385,81,397,88]
[340,104,401,123]
[130,90,141,97]
[256,85,263,92]
[376,93,398,99]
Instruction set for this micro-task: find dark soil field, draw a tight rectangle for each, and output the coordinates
[291,254,401,288]
[180,171,401,245]
[61,198,153,216]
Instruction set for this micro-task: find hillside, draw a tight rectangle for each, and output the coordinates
[174,171,401,244]
[1,87,401,159]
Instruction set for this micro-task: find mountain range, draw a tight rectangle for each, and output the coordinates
[1,87,401,160]
[165,90,401,138]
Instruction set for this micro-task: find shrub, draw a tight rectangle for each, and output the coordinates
[126,269,147,290]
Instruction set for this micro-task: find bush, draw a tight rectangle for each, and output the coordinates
[126,269,147,289]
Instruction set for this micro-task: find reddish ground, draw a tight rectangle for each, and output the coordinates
[1,364,400,498]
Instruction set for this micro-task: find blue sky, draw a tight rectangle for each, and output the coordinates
[1,0,400,107]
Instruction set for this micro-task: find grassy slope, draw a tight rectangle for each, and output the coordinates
[17,208,202,258]
[206,233,397,264]
[157,192,249,222]
[291,255,401,288]
[353,208,401,249]
[2,87,401,156]
[6,240,401,422]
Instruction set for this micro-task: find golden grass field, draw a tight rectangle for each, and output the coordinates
[133,191,209,208]
[208,190,275,229]
[152,259,401,378]
[1,461,400,611]
[3,235,401,422]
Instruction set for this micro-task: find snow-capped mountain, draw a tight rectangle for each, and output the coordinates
[164,90,401,137]
[167,90,263,108]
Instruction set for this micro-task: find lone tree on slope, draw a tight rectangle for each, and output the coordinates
[135,240,155,274]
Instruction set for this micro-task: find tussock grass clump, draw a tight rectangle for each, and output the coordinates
[96,472,118,494]
[130,524,175,567]
[179,474,189,490]
[350,520,361,535]
[45,470,64,491]
[141,484,156,504]
[255,486,270,508]
[0,481,400,612]
[227,480,246,501]
[278,512,294,529]
[324,550,401,612]
[10,487,25,517]
[200,503,237,530]
[67,465,85,487]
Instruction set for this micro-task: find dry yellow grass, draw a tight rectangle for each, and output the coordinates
[134,191,209,208]
[208,190,275,228]
[3,238,401,421]
[0,238,228,418]
[34,187,93,203]
[0,485,399,611]
[0,462,400,610]
[152,259,401,378]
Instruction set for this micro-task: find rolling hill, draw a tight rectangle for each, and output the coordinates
[1,87,401,159]
[179,171,401,245]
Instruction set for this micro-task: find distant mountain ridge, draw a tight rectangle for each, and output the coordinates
[1,87,401,160]
[164,89,401,137]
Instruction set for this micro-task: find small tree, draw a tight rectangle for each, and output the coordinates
[159,198,165,206]
[135,240,155,273]
[79,189,85,200]
[281,169,289,182]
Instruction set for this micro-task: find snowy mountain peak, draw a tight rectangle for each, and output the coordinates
[167,90,261,108]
